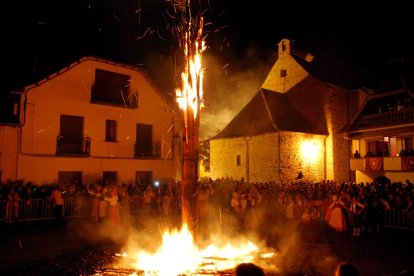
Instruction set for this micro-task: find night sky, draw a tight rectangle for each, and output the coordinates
[1,0,413,136]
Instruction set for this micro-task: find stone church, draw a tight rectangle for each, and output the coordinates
[209,38,354,184]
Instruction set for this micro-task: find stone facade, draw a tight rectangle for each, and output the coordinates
[210,137,247,181]
[325,85,351,182]
[210,132,328,184]
[210,133,279,183]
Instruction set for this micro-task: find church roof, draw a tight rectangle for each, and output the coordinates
[213,88,325,139]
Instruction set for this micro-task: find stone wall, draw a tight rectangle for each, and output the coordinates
[279,132,326,183]
[211,132,328,184]
[210,133,279,183]
[210,137,246,181]
[247,133,279,183]
[325,85,351,182]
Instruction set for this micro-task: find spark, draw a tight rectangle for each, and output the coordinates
[36,128,48,134]
[214,25,227,33]
[222,63,229,69]
[165,148,172,161]
[120,88,127,108]
[165,9,176,19]
[113,14,120,22]
[157,29,167,41]
[137,28,151,40]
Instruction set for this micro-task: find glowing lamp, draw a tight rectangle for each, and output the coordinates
[300,140,320,164]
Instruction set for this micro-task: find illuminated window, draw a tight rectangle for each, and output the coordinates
[236,154,242,166]
[105,120,117,142]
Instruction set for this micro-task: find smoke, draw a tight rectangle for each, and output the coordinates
[200,43,275,139]
[261,217,341,275]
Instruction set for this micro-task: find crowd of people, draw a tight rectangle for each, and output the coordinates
[1,177,413,235]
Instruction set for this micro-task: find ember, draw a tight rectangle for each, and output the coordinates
[109,224,277,276]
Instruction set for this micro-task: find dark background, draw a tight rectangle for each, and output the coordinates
[1,0,413,136]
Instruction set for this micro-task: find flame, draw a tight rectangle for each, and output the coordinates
[128,224,259,276]
[175,17,205,127]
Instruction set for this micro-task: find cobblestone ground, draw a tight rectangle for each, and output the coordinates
[0,217,413,276]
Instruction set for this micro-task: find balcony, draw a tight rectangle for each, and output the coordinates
[90,85,138,109]
[350,156,414,172]
[354,108,414,130]
[56,135,91,156]
[134,141,161,159]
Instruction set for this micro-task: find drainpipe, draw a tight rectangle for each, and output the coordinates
[324,136,327,180]
[278,133,282,186]
[0,127,4,175]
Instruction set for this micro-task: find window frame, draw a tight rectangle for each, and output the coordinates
[105,119,117,142]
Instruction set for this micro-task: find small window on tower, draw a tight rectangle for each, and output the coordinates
[236,154,241,166]
[281,69,287,77]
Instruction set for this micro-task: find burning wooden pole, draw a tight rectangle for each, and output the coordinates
[181,103,199,236]
[176,2,205,236]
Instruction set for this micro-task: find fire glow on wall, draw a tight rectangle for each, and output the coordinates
[300,140,322,165]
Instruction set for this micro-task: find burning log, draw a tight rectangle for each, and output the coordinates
[176,0,205,236]
[181,106,200,237]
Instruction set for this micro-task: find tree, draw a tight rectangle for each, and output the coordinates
[199,137,210,172]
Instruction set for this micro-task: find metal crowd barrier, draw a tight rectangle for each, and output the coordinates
[0,196,412,231]
[0,195,182,222]
[382,209,413,230]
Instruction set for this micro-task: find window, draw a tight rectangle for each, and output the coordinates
[103,171,118,186]
[91,69,137,108]
[0,93,21,124]
[135,124,153,157]
[280,69,287,77]
[236,154,242,166]
[58,115,88,155]
[403,137,413,150]
[105,120,117,142]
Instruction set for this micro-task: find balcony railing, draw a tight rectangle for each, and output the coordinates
[355,108,414,130]
[350,156,414,172]
[56,135,91,156]
[134,140,161,159]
